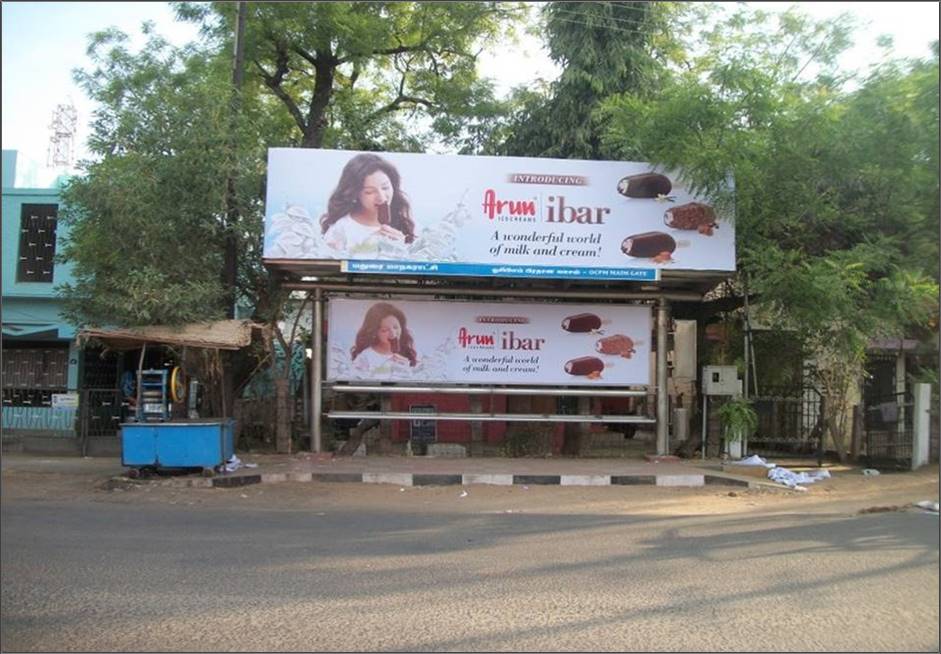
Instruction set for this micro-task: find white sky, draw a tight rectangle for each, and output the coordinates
[2,1,938,187]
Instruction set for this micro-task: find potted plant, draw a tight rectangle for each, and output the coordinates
[716,397,758,459]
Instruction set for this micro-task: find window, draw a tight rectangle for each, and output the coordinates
[1,344,69,408]
[16,203,59,283]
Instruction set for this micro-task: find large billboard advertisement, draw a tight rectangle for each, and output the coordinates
[327,298,652,387]
[264,149,734,281]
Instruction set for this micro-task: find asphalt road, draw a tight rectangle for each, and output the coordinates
[2,480,938,652]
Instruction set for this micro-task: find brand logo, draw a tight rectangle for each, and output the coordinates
[457,327,495,348]
[482,189,537,222]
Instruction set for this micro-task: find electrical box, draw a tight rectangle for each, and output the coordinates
[702,365,742,396]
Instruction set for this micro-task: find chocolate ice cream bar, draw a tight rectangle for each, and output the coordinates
[595,334,636,356]
[377,204,391,225]
[621,232,677,258]
[561,313,602,333]
[617,173,672,199]
[663,202,717,230]
[564,356,605,376]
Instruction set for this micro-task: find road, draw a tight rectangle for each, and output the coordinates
[1,464,938,652]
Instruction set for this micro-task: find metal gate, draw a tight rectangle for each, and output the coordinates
[78,389,128,439]
[77,346,125,448]
[748,385,823,459]
[864,392,913,470]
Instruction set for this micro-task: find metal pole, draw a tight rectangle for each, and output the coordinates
[311,288,324,453]
[656,297,670,455]
[701,394,708,460]
[283,281,702,303]
[222,1,247,318]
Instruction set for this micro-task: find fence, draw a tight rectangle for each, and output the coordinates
[1,387,78,434]
[747,385,823,459]
[864,391,913,469]
[234,395,307,451]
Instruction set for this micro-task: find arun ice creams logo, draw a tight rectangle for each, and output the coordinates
[457,327,495,348]
[481,189,537,222]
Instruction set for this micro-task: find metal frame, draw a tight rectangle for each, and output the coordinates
[308,285,687,454]
[329,384,647,397]
[326,410,655,424]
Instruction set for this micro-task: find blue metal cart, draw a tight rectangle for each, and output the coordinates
[121,419,235,477]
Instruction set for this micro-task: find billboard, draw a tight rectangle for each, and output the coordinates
[264,149,734,281]
[327,298,652,387]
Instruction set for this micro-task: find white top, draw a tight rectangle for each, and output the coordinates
[323,215,383,256]
[351,347,411,377]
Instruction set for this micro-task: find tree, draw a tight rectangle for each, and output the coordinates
[599,6,939,460]
[175,1,526,151]
[494,1,683,159]
[58,4,530,452]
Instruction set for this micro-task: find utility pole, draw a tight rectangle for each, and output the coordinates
[221,2,247,418]
[223,1,247,319]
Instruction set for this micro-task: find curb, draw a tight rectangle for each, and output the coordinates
[178,471,761,490]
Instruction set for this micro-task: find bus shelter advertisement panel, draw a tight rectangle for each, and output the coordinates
[327,298,652,387]
[264,148,734,280]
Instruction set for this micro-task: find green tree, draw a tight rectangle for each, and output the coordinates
[175,1,526,151]
[494,1,683,159]
[58,4,529,451]
[600,6,939,460]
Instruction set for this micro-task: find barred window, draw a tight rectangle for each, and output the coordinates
[1,345,69,408]
[1,346,68,389]
[16,203,59,283]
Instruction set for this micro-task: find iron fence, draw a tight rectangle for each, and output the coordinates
[864,391,913,470]
[747,385,823,459]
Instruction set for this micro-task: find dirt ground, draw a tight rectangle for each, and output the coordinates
[2,455,938,518]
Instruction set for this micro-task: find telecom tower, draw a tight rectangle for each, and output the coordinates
[47,100,78,169]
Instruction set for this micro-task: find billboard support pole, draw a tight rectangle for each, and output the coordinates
[656,298,670,455]
[312,288,323,453]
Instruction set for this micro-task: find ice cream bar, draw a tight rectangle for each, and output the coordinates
[564,356,605,376]
[664,202,717,230]
[561,313,602,333]
[595,334,636,356]
[621,232,676,258]
[617,173,672,199]
[377,204,391,225]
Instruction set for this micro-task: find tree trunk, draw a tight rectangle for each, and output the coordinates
[301,56,336,148]
[826,410,847,463]
[274,377,291,454]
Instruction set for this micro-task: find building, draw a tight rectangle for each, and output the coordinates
[1,150,81,451]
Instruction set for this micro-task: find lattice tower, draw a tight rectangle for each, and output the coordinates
[47,101,78,168]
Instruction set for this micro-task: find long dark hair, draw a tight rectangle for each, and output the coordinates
[321,153,416,243]
[350,302,417,366]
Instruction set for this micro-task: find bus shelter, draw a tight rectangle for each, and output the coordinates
[263,148,734,456]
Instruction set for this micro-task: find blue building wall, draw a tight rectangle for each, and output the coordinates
[2,150,80,437]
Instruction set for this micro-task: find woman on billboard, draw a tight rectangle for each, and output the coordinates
[350,302,418,376]
[320,153,417,256]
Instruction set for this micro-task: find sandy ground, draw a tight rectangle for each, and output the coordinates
[2,455,937,518]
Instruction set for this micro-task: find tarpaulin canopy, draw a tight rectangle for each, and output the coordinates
[77,320,266,351]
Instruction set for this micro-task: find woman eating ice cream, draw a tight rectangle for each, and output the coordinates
[320,153,416,256]
[350,302,418,376]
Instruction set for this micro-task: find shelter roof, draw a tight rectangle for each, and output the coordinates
[77,320,266,351]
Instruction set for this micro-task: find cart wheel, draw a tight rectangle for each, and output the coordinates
[201,467,216,478]
[127,468,140,479]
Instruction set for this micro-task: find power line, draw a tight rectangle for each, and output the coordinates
[544,14,664,40]
[547,6,663,33]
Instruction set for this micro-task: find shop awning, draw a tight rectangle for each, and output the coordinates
[77,320,266,351]
[2,322,66,340]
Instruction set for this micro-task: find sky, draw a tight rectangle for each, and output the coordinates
[2,1,938,187]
